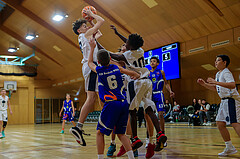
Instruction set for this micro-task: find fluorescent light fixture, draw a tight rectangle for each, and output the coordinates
[52,13,68,22]
[201,64,216,71]
[142,0,158,8]
[25,33,38,40]
[8,47,18,53]
[74,97,78,101]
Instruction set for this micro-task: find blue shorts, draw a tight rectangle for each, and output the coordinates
[97,100,129,136]
[152,92,165,112]
[63,111,74,121]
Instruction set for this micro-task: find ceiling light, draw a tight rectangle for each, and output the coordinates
[25,33,38,41]
[52,13,68,22]
[74,97,78,101]
[8,47,19,53]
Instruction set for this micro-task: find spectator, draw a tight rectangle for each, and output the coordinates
[192,98,200,114]
[164,99,172,119]
[170,101,180,122]
[199,99,213,126]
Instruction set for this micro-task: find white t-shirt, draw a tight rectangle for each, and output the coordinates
[78,33,98,64]
[215,68,239,98]
[123,48,150,79]
[0,95,9,111]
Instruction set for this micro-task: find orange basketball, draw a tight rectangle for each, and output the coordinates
[82,6,97,22]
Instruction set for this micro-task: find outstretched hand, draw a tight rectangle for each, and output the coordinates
[197,78,206,85]
[207,77,217,84]
[110,25,118,33]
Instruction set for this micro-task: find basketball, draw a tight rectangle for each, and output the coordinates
[82,6,97,22]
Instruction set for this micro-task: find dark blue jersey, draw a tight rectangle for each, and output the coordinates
[64,100,72,112]
[149,68,164,92]
[96,64,126,103]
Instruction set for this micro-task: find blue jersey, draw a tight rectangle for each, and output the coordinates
[64,100,72,112]
[149,68,164,92]
[96,64,126,103]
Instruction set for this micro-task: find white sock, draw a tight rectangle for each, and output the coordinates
[126,150,134,159]
[225,141,234,149]
[77,122,83,130]
[111,140,116,145]
[98,154,104,159]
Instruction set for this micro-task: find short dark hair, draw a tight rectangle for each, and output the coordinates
[97,49,110,66]
[150,56,159,63]
[202,99,206,102]
[217,54,230,67]
[72,19,87,35]
[128,33,144,50]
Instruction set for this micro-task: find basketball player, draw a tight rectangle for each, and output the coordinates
[197,55,240,156]
[88,38,139,159]
[0,88,12,138]
[59,94,76,134]
[146,56,175,149]
[70,7,105,145]
[109,26,167,157]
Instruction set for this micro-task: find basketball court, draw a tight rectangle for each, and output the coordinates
[0,0,240,158]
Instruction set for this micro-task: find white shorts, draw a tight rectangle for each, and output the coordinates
[82,62,98,92]
[127,78,156,111]
[0,110,8,121]
[216,97,240,125]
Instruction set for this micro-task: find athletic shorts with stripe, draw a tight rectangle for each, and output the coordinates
[82,62,98,92]
[63,111,74,122]
[97,100,129,136]
[127,78,156,111]
[216,97,240,125]
[152,91,165,112]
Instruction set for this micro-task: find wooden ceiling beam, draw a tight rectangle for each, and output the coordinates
[0,5,15,25]
[203,0,224,16]
[3,0,80,50]
[0,25,63,67]
[84,0,131,34]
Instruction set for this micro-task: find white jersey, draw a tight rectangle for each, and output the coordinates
[0,95,9,111]
[123,48,150,79]
[215,68,239,99]
[78,33,98,64]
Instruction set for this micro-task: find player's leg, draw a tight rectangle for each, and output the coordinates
[107,131,116,157]
[78,91,96,125]
[117,134,134,159]
[232,123,240,137]
[0,120,3,138]
[158,111,165,133]
[60,120,66,134]
[96,130,105,159]
[217,99,238,156]
[144,112,155,158]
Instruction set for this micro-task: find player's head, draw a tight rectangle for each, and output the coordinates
[215,54,230,70]
[97,49,110,66]
[1,88,6,95]
[150,56,159,68]
[66,93,70,99]
[72,19,89,35]
[126,33,144,50]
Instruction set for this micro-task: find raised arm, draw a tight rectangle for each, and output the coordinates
[88,38,97,73]
[109,53,128,64]
[95,39,105,50]
[84,8,105,39]
[118,66,140,80]
[110,25,127,43]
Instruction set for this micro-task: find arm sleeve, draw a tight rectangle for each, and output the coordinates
[223,71,235,83]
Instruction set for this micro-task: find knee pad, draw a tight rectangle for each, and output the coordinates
[3,121,7,128]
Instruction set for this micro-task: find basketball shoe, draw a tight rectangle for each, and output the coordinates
[146,143,155,158]
[69,126,90,146]
[117,145,126,157]
[154,131,167,151]
[131,136,143,151]
[218,147,237,156]
[107,143,116,157]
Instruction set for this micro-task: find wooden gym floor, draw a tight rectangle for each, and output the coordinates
[0,123,239,159]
